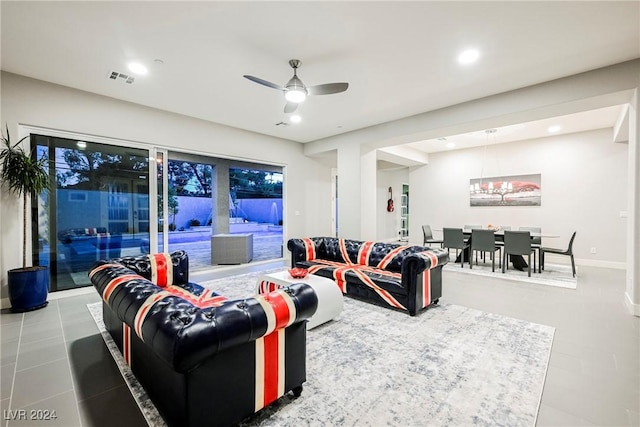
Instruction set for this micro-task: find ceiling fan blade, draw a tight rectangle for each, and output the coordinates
[284,102,298,114]
[243,75,285,91]
[307,82,349,96]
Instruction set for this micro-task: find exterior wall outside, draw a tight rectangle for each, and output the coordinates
[0,72,332,303]
[234,198,283,225]
[409,128,628,266]
[56,189,104,232]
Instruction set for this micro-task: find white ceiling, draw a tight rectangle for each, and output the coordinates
[1,1,639,150]
[408,105,626,154]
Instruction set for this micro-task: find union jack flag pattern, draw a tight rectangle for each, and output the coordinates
[288,237,449,316]
[253,290,296,410]
[88,253,318,427]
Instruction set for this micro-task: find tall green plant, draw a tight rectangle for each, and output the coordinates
[0,125,49,269]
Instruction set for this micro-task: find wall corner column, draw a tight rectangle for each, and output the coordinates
[336,144,378,240]
[337,143,362,239]
[626,87,640,317]
[360,148,377,240]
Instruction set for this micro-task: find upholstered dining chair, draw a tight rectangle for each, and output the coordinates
[541,231,577,277]
[443,227,469,267]
[519,226,542,272]
[503,230,537,277]
[422,225,443,247]
[470,229,501,272]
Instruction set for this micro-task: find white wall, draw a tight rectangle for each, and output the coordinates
[377,168,410,241]
[0,72,333,300]
[409,128,628,266]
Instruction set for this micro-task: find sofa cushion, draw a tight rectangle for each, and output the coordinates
[297,260,406,295]
[306,237,439,273]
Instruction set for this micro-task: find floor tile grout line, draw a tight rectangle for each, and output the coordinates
[4,389,77,413]
[56,301,83,426]
[14,356,70,374]
[5,312,24,427]
[75,382,131,404]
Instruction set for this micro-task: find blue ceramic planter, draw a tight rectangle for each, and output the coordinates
[8,267,49,312]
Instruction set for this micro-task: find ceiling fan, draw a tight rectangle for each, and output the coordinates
[243,59,349,113]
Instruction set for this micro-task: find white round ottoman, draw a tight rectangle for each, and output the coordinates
[256,270,344,330]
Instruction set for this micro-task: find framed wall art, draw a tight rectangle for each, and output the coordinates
[470,173,541,207]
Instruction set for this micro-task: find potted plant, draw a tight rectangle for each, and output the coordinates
[0,125,50,312]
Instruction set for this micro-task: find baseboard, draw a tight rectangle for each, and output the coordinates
[574,258,626,269]
[1,287,97,310]
[542,255,626,270]
[625,292,640,317]
[48,286,96,300]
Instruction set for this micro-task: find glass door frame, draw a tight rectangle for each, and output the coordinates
[150,148,169,253]
[21,124,162,291]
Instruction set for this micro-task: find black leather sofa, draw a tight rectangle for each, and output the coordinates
[288,237,449,316]
[89,251,318,427]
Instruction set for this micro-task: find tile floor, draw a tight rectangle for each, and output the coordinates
[1,262,638,426]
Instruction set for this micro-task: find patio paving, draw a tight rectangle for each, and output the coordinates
[167,231,284,271]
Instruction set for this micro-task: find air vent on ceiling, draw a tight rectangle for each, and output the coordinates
[108,71,135,84]
[275,122,290,127]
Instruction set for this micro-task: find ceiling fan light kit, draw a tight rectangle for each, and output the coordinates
[244,59,349,113]
[285,88,307,103]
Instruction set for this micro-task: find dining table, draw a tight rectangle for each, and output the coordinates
[441,228,559,273]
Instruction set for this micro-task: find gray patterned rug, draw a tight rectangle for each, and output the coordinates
[444,261,577,289]
[88,269,554,426]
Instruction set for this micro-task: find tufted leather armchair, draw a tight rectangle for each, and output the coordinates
[288,237,449,316]
[89,252,318,427]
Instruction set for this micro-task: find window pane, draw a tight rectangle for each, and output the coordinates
[34,135,149,291]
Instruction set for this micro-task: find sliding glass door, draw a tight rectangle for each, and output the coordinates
[165,152,284,271]
[30,132,286,289]
[33,135,150,291]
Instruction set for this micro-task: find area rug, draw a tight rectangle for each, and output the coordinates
[444,261,577,289]
[88,269,555,427]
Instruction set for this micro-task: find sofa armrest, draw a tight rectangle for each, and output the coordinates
[401,247,450,275]
[89,262,318,373]
[287,237,323,267]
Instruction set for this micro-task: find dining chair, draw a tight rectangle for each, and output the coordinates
[503,230,536,277]
[443,227,469,267]
[541,231,577,277]
[422,225,443,248]
[519,226,542,272]
[470,229,501,272]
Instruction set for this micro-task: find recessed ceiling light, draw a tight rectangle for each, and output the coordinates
[77,141,87,148]
[458,49,480,65]
[290,114,302,124]
[547,125,561,133]
[446,142,456,149]
[128,62,148,75]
